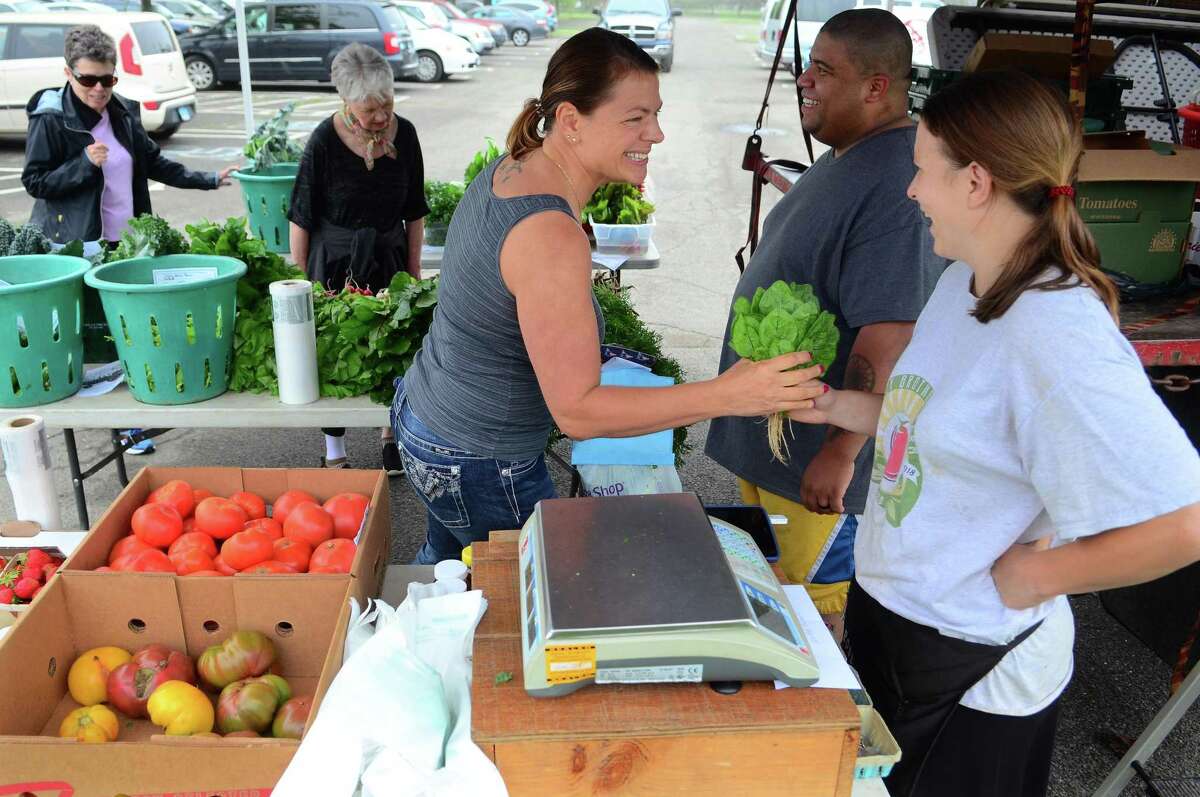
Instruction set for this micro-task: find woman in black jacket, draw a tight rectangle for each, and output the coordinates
[22,24,235,246]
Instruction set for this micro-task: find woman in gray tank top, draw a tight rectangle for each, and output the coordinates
[397,28,826,565]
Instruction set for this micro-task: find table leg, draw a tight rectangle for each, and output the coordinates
[63,428,89,529]
[111,429,129,487]
[1093,660,1200,796]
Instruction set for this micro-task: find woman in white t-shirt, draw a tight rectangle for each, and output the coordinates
[788,69,1200,796]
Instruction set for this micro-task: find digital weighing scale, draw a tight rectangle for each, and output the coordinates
[518,492,820,697]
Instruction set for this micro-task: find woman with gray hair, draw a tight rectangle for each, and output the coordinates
[23,24,235,247]
[288,42,429,470]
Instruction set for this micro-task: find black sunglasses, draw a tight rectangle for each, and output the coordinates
[72,71,118,88]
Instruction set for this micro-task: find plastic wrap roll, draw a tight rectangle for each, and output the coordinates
[270,279,319,405]
[0,415,61,531]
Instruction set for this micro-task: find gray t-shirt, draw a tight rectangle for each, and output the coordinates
[705,125,946,512]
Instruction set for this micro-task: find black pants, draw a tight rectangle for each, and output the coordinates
[846,580,1050,797]
[322,427,344,437]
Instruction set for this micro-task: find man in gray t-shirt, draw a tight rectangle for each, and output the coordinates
[705,9,946,631]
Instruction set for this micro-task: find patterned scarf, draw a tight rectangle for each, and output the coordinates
[340,106,396,171]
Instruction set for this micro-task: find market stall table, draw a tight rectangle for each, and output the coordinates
[470,530,863,796]
[0,386,390,528]
[421,240,661,283]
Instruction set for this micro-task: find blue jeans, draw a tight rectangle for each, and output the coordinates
[391,378,556,565]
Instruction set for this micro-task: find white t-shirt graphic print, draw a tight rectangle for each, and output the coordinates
[855,262,1200,715]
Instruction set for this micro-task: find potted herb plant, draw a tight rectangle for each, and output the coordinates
[232,103,305,254]
[422,180,465,248]
[584,183,656,256]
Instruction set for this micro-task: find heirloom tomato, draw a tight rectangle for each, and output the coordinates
[197,630,276,690]
[67,646,132,706]
[59,705,120,743]
[272,696,313,739]
[147,680,214,735]
[216,678,279,734]
[107,644,196,718]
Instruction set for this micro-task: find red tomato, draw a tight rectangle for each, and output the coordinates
[238,560,297,575]
[231,491,267,520]
[170,548,216,576]
[109,554,136,571]
[182,517,197,535]
[272,538,312,573]
[212,554,238,577]
[131,503,184,548]
[109,535,153,565]
[271,490,318,524]
[323,493,370,540]
[194,497,249,541]
[127,548,174,573]
[168,531,219,560]
[184,570,226,577]
[193,488,215,503]
[309,539,356,574]
[243,518,283,540]
[152,480,195,519]
[283,503,334,548]
[221,530,275,571]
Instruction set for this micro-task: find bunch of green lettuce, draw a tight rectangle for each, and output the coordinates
[584,183,655,225]
[464,138,503,186]
[730,281,838,369]
[728,280,839,462]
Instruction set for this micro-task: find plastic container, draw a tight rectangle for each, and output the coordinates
[591,216,655,256]
[233,163,299,254]
[0,255,90,408]
[424,221,450,247]
[84,254,247,405]
[1181,103,1200,149]
[855,705,902,779]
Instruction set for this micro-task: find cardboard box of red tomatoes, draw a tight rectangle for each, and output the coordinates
[0,468,393,793]
[63,467,391,606]
[0,563,355,793]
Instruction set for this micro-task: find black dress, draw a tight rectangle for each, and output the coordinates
[287,114,430,292]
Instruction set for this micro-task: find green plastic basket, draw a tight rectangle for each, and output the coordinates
[234,163,299,254]
[0,255,89,408]
[84,254,247,405]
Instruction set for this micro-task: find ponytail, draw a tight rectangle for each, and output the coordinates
[507,98,544,162]
[922,70,1120,324]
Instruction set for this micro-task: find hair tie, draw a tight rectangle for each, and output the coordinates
[1048,185,1075,198]
[532,99,544,116]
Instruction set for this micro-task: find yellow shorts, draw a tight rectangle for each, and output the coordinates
[738,479,858,615]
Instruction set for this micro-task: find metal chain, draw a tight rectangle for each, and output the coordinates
[1150,374,1200,393]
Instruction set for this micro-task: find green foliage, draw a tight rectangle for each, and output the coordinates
[106,214,189,261]
[8,224,51,256]
[584,183,655,225]
[729,280,839,369]
[312,271,439,404]
[591,280,689,464]
[0,219,15,255]
[244,103,304,171]
[186,217,303,395]
[464,137,503,186]
[424,180,465,226]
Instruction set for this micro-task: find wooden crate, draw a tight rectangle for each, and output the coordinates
[471,532,861,796]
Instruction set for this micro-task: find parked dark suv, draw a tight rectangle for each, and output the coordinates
[179,0,418,90]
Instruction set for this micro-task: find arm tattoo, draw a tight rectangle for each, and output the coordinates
[827,353,876,441]
[843,353,876,392]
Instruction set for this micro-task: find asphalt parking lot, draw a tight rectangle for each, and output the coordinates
[0,16,1197,795]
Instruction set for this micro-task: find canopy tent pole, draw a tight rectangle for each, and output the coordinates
[233,0,255,142]
[1069,0,1096,121]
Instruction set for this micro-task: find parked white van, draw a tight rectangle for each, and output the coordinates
[757,0,940,70]
[0,12,197,137]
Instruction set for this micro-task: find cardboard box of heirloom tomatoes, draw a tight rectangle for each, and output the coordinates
[62,466,392,605]
[0,561,356,793]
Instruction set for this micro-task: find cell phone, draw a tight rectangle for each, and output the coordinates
[704,504,780,563]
